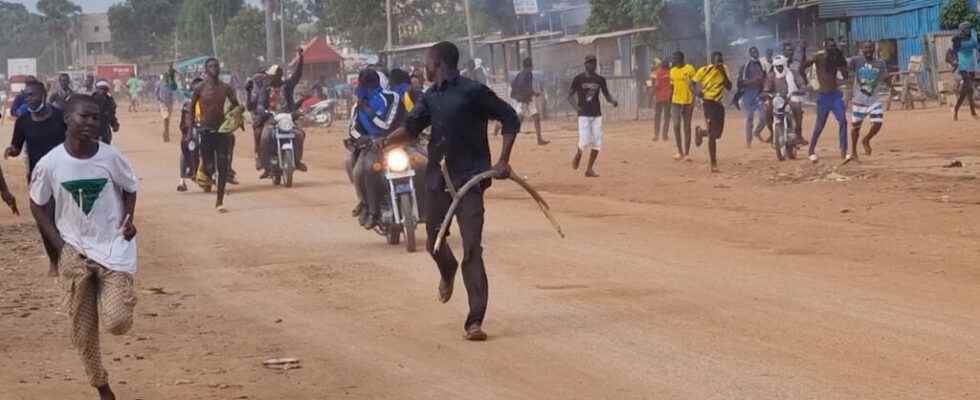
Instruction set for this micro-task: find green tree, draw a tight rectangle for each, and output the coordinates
[37,0,81,69]
[219,6,266,75]
[0,1,52,75]
[315,0,389,50]
[279,0,313,60]
[177,0,244,57]
[940,0,978,30]
[108,0,183,61]
[584,0,666,35]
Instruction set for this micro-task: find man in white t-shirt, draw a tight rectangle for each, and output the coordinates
[30,95,139,400]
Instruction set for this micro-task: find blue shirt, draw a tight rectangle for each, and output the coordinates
[957,32,978,72]
[354,87,398,139]
[10,93,28,118]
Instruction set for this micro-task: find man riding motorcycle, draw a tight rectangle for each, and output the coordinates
[346,69,415,229]
[247,48,308,178]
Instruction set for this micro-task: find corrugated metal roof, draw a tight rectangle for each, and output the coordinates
[851,5,941,40]
[850,5,942,70]
[819,0,942,18]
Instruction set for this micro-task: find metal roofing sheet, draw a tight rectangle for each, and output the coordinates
[819,0,941,18]
[851,5,941,40]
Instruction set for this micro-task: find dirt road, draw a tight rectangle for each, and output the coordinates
[2,104,979,399]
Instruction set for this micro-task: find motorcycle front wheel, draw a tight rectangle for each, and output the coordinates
[399,194,417,253]
[281,149,295,188]
[774,122,786,161]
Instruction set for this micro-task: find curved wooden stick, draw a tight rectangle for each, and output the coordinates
[432,169,564,254]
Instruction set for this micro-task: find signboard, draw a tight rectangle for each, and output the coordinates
[513,0,539,15]
[95,64,138,81]
[7,58,37,77]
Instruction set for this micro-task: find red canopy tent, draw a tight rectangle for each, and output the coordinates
[289,36,344,82]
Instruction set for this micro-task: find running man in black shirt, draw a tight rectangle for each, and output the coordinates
[568,55,618,177]
[4,80,67,276]
[386,41,521,341]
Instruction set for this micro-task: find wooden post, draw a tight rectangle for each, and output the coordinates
[489,44,496,82]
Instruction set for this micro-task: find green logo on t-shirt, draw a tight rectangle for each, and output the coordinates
[61,179,108,215]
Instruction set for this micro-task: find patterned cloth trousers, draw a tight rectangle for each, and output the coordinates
[59,246,137,387]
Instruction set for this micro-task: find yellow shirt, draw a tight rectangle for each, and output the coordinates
[693,64,732,102]
[670,64,697,105]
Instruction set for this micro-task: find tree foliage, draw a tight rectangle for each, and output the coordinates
[219,6,266,75]
[37,0,81,22]
[176,0,244,57]
[0,1,52,75]
[940,0,978,30]
[279,0,313,61]
[37,0,81,69]
[315,0,395,50]
[583,0,666,35]
[311,0,518,51]
[108,0,182,61]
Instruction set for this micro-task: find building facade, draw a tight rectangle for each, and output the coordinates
[70,13,120,68]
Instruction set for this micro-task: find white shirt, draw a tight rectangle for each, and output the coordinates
[30,143,139,274]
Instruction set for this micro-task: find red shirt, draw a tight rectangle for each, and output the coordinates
[654,68,672,102]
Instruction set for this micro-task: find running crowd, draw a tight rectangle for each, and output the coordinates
[2,24,979,399]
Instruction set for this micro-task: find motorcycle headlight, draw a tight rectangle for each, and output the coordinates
[274,113,295,131]
[773,96,786,109]
[386,148,411,172]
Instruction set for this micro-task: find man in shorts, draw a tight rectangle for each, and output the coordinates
[510,57,549,145]
[157,64,178,142]
[669,51,696,160]
[694,51,733,172]
[846,41,890,162]
[953,22,978,121]
[568,55,618,178]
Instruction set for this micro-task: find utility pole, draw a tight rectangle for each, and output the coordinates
[463,0,475,58]
[209,14,219,59]
[704,0,711,63]
[386,0,393,52]
[280,0,287,64]
[174,27,179,61]
[264,0,276,63]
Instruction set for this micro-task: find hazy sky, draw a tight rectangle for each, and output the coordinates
[21,0,262,13]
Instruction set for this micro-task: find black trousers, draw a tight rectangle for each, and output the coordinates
[200,130,234,207]
[425,186,487,330]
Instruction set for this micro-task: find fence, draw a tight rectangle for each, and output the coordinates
[925,31,956,102]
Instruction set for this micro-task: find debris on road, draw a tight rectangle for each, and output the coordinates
[943,160,963,168]
[142,287,169,295]
[263,358,301,370]
[825,172,851,182]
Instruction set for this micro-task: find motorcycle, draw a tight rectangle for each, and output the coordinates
[375,145,425,253]
[267,113,298,187]
[770,93,797,161]
[307,98,336,128]
[299,95,337,128]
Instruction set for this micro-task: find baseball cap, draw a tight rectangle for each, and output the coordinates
[584,55,597,63]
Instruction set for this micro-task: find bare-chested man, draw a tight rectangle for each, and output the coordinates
[801,38,849,162]
[190,58,240,212]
